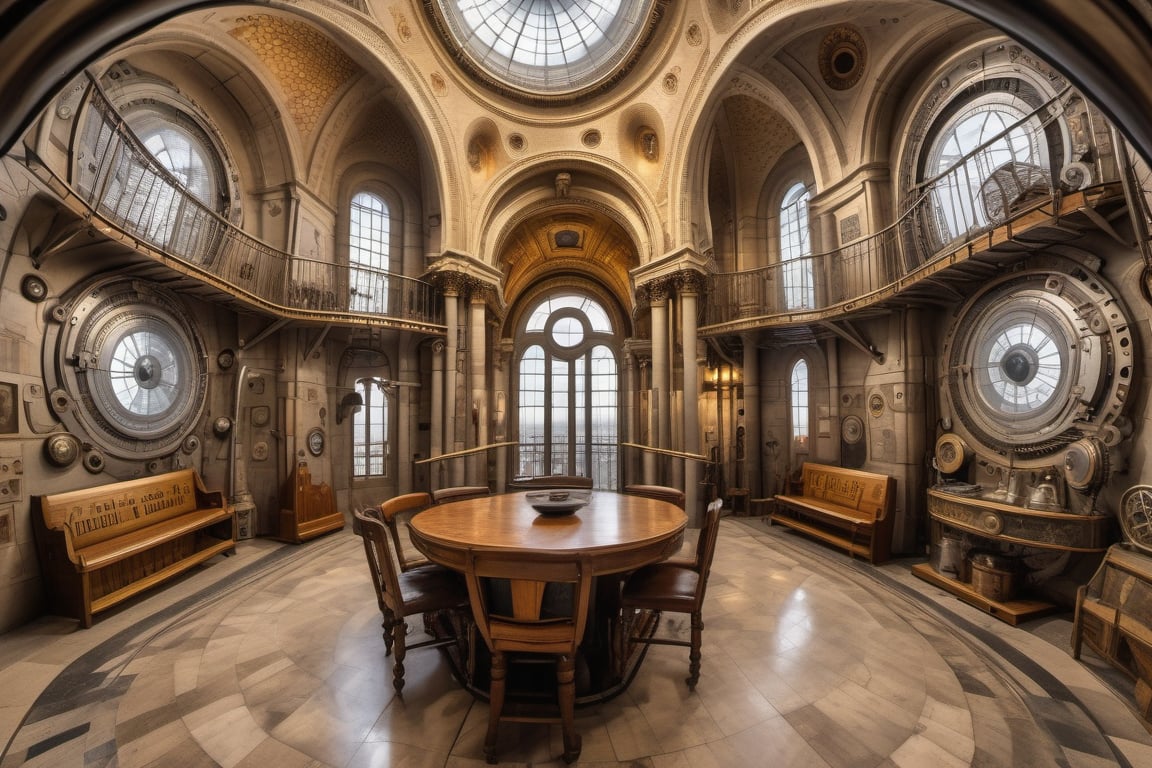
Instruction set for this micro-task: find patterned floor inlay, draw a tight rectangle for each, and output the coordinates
[2,519,1150,767]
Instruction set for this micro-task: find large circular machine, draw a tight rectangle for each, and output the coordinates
[935,257,1133,518]
[44,275,208,468]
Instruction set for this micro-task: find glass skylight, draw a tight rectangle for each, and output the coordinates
[435,0,657,96]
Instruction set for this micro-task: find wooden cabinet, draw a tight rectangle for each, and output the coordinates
[277,462,344,543]
[915,487,1113,624]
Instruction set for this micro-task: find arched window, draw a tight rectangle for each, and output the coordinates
[352,377,388,477]
[516,292,619,489]
[98,102,227,262]
[924,93,1050,243]
[348,191,391,313]
[780,182,814,310]
[790,359,809,452]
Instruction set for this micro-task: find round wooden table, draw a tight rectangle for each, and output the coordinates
[408,490,687,702]
[408,490,687,572]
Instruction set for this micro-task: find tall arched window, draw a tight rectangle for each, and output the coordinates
[516,293,619,489]
[780,182,814,310]
[790,359,809,453]
[349,191,391,313]
[352,377,388,477]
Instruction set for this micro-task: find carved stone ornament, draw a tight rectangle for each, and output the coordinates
[819,26,867,91]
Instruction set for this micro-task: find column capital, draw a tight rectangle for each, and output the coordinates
[424,250,505,310]
[674,269,705,295]
[630,245,716,290]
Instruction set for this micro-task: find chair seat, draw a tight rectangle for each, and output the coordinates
[490,617,578,651]
[621,563,700,611]
[354,505,468,694]
[399,564,468,613]
[617,499,720,691]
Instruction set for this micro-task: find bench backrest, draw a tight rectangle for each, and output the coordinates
[800,463,894,518]
[36,469,219,549]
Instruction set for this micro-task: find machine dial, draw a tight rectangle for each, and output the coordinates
[1119,485,1152,555]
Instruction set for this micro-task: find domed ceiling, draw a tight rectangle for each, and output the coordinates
[425,0,668,103]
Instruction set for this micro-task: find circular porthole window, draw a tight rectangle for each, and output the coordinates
[45,276,208,460]
[942,261,1132,454]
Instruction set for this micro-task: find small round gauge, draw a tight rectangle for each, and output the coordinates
[1119,485,1152,555]
[43,433,80,467]
[935,433,970,475]
[1063,438,1104,491]
[21,274,48,302]
[842,415,864,445]
[307,427,325,457]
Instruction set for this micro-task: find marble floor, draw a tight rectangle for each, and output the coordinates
[1,516,1151,767]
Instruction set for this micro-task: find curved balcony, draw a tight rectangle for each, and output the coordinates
[20,77,1132,340]
[702,88,1130,336]
[23,74,443,334]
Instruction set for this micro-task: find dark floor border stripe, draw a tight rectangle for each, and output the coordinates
[24,722,90,761]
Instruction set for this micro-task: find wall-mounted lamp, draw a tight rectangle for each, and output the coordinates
[336,391,363,424]
[709,363,741,387]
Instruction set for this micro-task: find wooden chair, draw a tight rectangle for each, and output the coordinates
[432,485,492,504]
[378,492,435,572]
[623,483,685,509]
[618,497,722,689]
[507,475,594,490]
[353,506,468,693]
[463,549,595,764]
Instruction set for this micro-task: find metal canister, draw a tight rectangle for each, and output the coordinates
[936,534,964,580]
[969,552,1017,601]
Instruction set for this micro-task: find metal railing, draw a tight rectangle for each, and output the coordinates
[47,74,1117,335]
[66,74,441,328]
[705,88,1116,329]
[515,440,619,490]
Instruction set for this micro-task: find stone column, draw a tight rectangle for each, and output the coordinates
[397,342,417,494]
[441,274,463,486]
[430,340,445,489]
[678,272,702,524]
[649,280,670,484]
[494,338,513,493]
[620,342,638,487]
[742,332,761,499]
[469,286,488,485]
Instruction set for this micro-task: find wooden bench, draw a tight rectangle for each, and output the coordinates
[31,469,235,627]
[772,462,896,564]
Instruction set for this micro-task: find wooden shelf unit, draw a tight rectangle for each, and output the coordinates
[917,487,1114,625]
[912,562,1058,625]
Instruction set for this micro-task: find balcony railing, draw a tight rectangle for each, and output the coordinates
[58,74,442,329]
[30,75,1120,336]
[705,87,1119,330]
